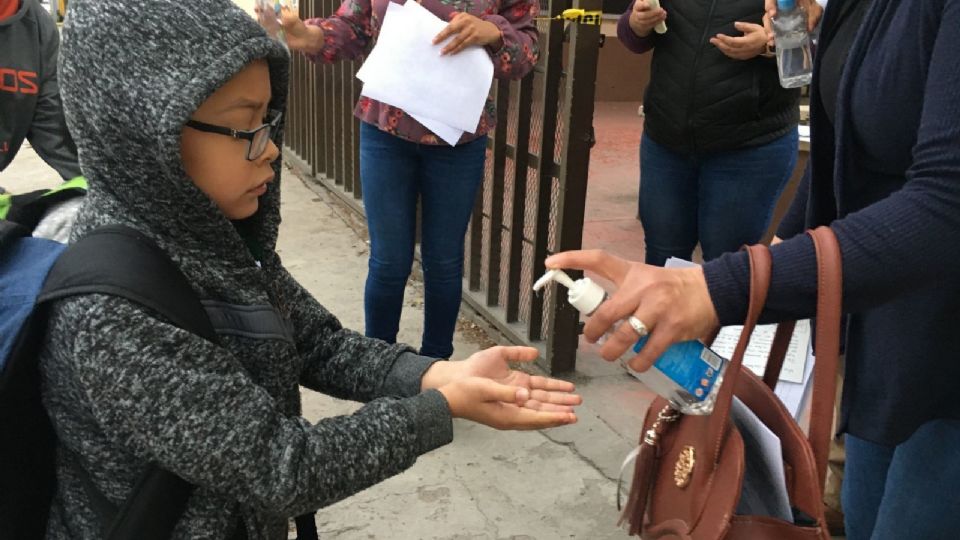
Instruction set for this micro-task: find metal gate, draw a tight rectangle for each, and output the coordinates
[284,0,602,373]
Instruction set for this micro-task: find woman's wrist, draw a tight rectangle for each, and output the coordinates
[304,24,326,55]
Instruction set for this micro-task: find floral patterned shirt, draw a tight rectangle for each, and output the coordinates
[304,0,539,145]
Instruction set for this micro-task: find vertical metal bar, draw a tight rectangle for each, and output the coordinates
[289,1,302,160]
[545,0,602,373]
[334,61,345,185]
[303,0,323,176]
[528,0,566,342]
[342,62,354,193]
[351,60,363,200]
[485,80,510,306]
[506,75,534,322]
[316,0,327,177]
[468,175,483,291]
[287,35,298,158]
[296,47,304,158]
[308,0,320,172]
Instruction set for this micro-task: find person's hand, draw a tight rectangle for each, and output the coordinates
[710,22,770,60]
[422,346,582,413]
[460,346,582,412]
[544,250,720,373]
[765,0,823,33]
[438,377,578,430]
[628,0,667,38]
[771,235,784,245]
[278,5,325,54]
[433,13,503,55]
[255,4,282,34]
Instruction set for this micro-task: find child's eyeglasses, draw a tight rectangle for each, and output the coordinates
[185,109,283,161]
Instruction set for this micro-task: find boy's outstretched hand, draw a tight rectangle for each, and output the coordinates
[422,346,581,430]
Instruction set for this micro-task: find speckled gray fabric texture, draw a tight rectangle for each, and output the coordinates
[41,1,453,538]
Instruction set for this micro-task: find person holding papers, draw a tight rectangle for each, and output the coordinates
[280,0,538,360]
[550,0,960,537]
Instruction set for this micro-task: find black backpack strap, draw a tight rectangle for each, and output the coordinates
[39,225,216,342]
[39,225,319,540]
[39,225,213,540]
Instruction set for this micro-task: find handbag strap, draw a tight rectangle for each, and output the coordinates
[711,227,843,492]
[761,320,796,389]
[707,244,773,466]
[806,226,843,492]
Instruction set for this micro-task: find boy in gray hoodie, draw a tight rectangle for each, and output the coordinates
[41,1,579,538]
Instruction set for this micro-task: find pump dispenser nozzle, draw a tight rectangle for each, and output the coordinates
[533,268,607,315]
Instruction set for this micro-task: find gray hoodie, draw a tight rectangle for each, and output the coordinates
[41,1,453,538]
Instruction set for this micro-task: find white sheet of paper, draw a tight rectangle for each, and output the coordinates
[357,82,465,145]
[777,342,816,422]
[711,321,810,384]
[731,397,793,522]
[664,257,698,269]
[356,1,493,137]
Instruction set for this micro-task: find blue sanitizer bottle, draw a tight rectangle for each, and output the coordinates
[534,269,726,415]
[772,0,814,88]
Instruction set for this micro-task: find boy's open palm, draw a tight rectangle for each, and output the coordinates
[440,377,578,430]
[424,346,581,430]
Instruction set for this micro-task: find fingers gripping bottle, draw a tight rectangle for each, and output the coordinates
[534,269,726,415]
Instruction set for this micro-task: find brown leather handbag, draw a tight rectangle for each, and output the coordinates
[620,226,843,540]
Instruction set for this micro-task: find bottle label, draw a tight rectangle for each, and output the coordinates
[633,338,724,401]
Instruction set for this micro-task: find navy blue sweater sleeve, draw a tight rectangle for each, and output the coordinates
[704,0,960,325]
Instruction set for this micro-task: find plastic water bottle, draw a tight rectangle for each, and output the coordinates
[534,269,726,415]
[772,0,813,88]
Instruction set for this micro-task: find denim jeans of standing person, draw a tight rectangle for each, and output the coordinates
[842,419,960,540]
[638,130,799,266]
[359,122,487,359]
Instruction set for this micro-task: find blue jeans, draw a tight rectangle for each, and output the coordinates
[359,122,486,359]
[842,420,960,540]
[638,131,798,265]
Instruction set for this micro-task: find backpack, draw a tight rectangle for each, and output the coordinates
[0,186,319,540]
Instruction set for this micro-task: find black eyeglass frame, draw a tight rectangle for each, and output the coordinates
[184,109,283,161]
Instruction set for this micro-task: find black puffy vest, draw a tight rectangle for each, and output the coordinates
[641,0,800,154]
